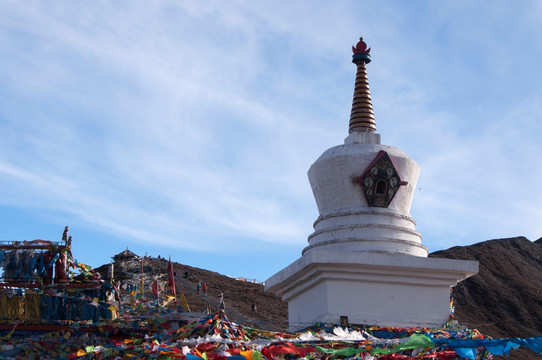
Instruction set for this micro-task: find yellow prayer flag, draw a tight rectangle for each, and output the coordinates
[241,350,254,360]
[180,292,190,312]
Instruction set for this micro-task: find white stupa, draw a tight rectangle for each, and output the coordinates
[265,37,478,331]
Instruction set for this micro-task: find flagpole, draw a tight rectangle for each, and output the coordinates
[140,257,144,297]
[168,256,177,306]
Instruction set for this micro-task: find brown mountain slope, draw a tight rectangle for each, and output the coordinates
[431,236,542,338]
[96,255,288,331]
[431,236,542,359]
[164,257,289,331]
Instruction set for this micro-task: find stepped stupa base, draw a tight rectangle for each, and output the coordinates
[265,250,478,332]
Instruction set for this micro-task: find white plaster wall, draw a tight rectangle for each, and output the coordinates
[286,277,455,331]
[283,271,464,331]
[306,139,424,255]
[325,279,451,326]
[303,238,427,257]
[287,281,329,329]
[265,250,479,331]
[313,210,417,232]
[308,143,420,217]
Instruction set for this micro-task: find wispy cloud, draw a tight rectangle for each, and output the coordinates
[0,1,541,278]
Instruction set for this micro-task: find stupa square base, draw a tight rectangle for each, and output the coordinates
[265,250,478,332]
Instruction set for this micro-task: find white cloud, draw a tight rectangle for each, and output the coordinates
[0,1,541,278]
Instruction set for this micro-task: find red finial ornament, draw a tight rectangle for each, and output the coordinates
[352,37,371,54]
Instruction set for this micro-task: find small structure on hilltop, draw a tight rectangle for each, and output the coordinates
[265,36,479,331]
[113,248,139,262]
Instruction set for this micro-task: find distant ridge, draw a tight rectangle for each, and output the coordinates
[431,236,542,360]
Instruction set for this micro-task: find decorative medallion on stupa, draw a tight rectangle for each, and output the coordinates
[265,36,478,331]
[353,150,408,208]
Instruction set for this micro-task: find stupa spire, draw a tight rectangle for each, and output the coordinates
[349,37,376,133]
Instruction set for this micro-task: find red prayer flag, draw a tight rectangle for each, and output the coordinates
[152,279,160,298]
[168,256,177,302]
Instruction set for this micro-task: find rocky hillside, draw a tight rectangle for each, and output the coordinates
[431,236,542,359]
[95,253,288,331]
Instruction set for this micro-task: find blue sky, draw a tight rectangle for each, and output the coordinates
[1,1,541,281]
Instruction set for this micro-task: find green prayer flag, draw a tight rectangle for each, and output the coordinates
[315,346,368,356]
[252,350,262,360]
[315,346,337,354]
[335,347,368,356]
[102,349,114,358]
[397,334,434,350]
[371,347,394,355]
[372,334,434,355]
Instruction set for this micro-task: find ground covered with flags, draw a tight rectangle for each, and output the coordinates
[2,308,542,359]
